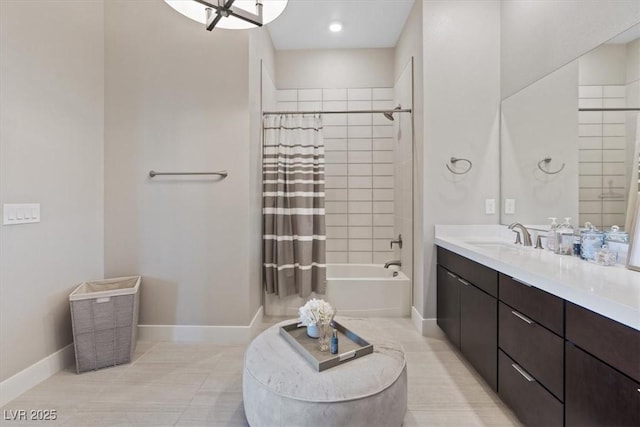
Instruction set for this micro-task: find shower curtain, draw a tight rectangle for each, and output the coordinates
[263,114,326,297]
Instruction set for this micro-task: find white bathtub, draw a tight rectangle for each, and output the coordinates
[264,264,411,317]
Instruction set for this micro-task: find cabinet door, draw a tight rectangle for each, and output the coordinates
[460,279,497,391]
[566,342,640,427]
[437,266,460,349]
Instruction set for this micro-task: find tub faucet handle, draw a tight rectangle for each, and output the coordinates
[390,234,403,249]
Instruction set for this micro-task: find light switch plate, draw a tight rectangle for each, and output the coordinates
[504,199,516,215]
[3,204,40,225]
[485,199,496,214]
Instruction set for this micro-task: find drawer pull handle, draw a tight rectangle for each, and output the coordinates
[458,278,470,286]
[447,272,457,279]
[512,277,533,287]
[512,363,536,382]
[511,310,534,325]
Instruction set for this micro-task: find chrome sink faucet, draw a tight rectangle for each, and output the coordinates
[508,223,533,246]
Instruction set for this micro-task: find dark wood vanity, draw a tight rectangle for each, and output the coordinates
[436,246,640,427]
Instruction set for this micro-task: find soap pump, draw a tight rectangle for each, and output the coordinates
[556,217,574,255]
[547,217,559,252]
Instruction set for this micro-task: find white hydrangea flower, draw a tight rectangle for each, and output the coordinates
[298,298,335,326]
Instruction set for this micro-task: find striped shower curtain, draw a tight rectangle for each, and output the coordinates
[263,114,326,297]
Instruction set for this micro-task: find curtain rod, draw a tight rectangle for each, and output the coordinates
[578,108,640,111]
[262,109,412,116]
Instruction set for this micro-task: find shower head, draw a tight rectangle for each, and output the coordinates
[383,105,402,121]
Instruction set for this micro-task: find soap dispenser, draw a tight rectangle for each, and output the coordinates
[547,217,559,252]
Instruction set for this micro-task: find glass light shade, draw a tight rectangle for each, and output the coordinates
[164,0,288,30]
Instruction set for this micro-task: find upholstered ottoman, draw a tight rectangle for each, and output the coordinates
[242,318,407,427]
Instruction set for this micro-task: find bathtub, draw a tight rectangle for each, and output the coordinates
[264,264,411,317]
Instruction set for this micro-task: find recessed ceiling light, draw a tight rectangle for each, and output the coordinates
[329,22,343,33]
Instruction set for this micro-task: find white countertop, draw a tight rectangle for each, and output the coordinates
[435,225,640,331]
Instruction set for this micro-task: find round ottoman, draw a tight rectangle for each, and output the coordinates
[242,318,407,427]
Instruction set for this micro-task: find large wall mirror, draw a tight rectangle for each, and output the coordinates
[501,23,640,232]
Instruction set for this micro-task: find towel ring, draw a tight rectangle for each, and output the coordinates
[537,157,565,175]
[446,157,473,175]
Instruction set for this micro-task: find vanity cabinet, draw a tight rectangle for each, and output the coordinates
[565,302,640,426]
[497,274,565,426]
[436,247,498,391]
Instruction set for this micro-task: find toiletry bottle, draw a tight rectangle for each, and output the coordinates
[547,217,558,252]
[580,223,604,261]
[330,329,338,354]
[556,217,574,255]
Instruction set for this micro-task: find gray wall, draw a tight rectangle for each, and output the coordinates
[104,0,257,327]
[0,0,105,381]
[501,0,640,98]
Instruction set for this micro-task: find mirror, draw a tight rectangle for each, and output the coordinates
[501,23,640,232]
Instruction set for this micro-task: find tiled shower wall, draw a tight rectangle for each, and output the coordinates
[275,87,396,264]
[578,85,627,229]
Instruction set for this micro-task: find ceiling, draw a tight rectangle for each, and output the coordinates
[266,0,415,50]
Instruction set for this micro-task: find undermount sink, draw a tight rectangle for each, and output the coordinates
[462,240,519,250]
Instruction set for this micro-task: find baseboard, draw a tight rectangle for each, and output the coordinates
[411,306,442,338]
[137,305,264,344]
[0,343,75,407]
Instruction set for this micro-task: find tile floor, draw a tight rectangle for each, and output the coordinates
[1,317,521,426]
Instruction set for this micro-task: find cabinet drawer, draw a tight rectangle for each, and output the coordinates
[436,266,461,349]
[566,302,640,383]
[499,274,564,336]
[498,350,563,427]
[437,247,497,297]
[566,342,640,427]
[498,302,564,400]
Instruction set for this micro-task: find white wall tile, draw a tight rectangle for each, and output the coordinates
[326,226,348,239]
[325,163,348,176]
[373,226,394,239]
[326,252,348,263]
[373,251,395,264]
[276,89,297,102]
[349,239,373,251]
[348,139,372,151]
[325,151,348,164]
[603,111,626,123]
[603,85,625,98]
[348,176,373,188]
[323,88,347,101]
[373,189,394,201]
[298,89,322,101]
[578,98,603,108]
[579,188,602,201]
[348,100,372,111]
[373,125,394,138]
[603,124,625,137]
[602,162,625,175]
[602,150,626,162]
[373,151,394,163]
[276,101,298,111]
[603,214,626,227]
[373,114,393,125]
[322,113,347,126]
[347,88,372,100]
[603,201,626,214]
[578,111,602,124]
[579,201,602,213]
[325,138,348,152]
[579,150,602,162]
[324,126,348,138]
[348,113,372,126]
[325,189,348,201]
[373,214,394,226]
[299,101,322,111]
[579,176,602,188]
[348,227,372,239]
[349,252,372,263]
[602,176,626,187]
[348,126,372,138]
[326,239,348,251]
[373,176,394,188]
[323,100,347,111]
[326,214,347,226]
[372,88,393,100]
[349,201,373,214]
[373,201,394,213]
[325,201,348,214]
[579,137,602,149]
[325,176,347,188]
[579,86,603,98]
[349,189,373,201]
[603,137,626,149]
[372,100,395,110]
[348,164,372,176]
[373,139,394,151]
[579,162,602,175]
[373,239,391,251]
[603,98,626,108]
[348,151,372,164]
[578,124,602,137]
[373,164,394,175]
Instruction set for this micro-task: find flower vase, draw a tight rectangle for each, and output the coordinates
[318,322,330,352]
[306,323,320,338]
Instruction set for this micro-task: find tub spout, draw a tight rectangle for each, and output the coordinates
[384,260,402,268]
